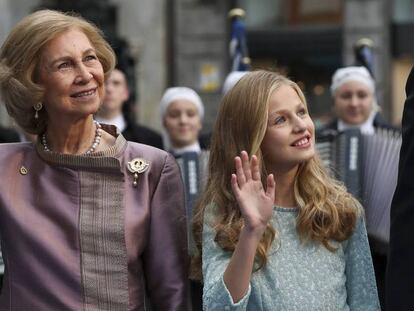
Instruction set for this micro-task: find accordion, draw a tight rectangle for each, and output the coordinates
[316,127,401,244]
[175,151,209,251]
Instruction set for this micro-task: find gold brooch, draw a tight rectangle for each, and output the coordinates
[127,158,150,187]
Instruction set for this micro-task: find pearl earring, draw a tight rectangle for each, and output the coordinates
[34,102,43,119]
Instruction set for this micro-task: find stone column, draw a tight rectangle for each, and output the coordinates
[171,0,230,133]
[111,0,167,131]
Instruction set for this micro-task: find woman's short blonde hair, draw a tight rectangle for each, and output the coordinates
[0,9,116,134]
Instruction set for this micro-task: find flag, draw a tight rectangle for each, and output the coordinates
[228,8,251,72]
[354,38,375,77]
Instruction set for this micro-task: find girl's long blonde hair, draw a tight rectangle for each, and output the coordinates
[191,70,360,281]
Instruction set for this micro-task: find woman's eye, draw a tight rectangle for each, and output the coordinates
[167,111,180,118]
[339,92,352,100]
[85,55,97,62]
[357,92,368,99]
[187,111,197,117]
[57,62,71,70]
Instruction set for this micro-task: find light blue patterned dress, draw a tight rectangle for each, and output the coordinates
[202,205,380,310]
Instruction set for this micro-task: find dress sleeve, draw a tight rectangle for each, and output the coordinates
[344,216,381,311]
[202,204,251,310]
[143,153,189,311]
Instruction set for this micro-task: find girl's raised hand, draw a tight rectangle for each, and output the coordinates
[231,151,275,235]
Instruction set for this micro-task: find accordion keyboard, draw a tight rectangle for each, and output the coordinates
[316,128,401,244]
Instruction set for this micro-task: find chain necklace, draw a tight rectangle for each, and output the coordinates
[41,121,102,155]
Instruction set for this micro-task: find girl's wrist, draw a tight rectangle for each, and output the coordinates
[241,223,267,241]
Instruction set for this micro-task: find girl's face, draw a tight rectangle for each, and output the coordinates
[164,99,202,148]
[334,80,374,125]
[261,84,315,172]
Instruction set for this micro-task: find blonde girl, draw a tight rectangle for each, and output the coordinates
[192,70,379,310]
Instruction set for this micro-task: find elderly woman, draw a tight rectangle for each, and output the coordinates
[0,10,188,310]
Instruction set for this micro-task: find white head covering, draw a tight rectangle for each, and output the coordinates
[222,71,249,95]
[330,66,375,96]
[160,87,204,119]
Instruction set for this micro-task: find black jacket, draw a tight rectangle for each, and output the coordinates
[122,122,163,150]
[386,66,414,311]
[0,126,20,143]
[317,113,397,138]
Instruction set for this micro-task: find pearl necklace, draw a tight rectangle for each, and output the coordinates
[41,121,102,155]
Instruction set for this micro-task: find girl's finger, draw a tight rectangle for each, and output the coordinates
[241,151,252,180]
[251,155,261,181]
[231,173,241,199]
[265,174,276,201]
[234,156,246,186]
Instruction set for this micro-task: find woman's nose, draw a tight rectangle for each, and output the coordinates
[74,64,93,84]
[178,113,188,123]
[349,95,359,107]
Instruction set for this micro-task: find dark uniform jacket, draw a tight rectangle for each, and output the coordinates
[386,66,414,311]
[0,126,20,143]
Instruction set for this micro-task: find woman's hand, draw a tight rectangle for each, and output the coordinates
[231,151,275,236]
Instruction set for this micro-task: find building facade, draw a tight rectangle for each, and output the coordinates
[0,0,413,130]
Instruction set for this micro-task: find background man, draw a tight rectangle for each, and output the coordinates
[96,67,163,149]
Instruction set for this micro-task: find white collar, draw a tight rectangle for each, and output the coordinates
[337,111,376,135]
[170,142,201,156]
[95,114,127,133]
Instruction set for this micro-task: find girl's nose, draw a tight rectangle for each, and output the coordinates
[293,117,306,133]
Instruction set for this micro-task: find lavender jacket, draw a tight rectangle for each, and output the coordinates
[0,127,188,310]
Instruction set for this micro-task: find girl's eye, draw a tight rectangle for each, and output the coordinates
[275,116,285,125]
[298,109,307,116]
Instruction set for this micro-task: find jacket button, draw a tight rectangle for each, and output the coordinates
[19,166,28,175]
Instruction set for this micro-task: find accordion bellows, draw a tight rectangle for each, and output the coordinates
[317,128,402,244]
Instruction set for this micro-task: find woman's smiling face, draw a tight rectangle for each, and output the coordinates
[38,28,105,122]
